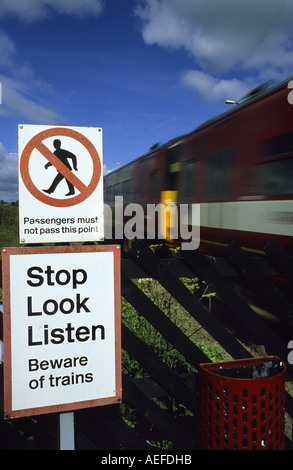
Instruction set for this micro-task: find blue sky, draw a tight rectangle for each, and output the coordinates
[1,0,293,201]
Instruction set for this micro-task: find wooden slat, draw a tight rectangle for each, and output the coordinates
[134,374,196,399]
[122,374,197,450]
[122,323,197,413]
[264,238,293,285]
[181,247,292,374]
[225,241,293,327]
[122,258,196,279]
[121,254,291,281]
[121,273,209,367]
[129,241,251,360]
[75,405,152,450]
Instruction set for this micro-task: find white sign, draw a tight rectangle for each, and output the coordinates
[2,245,121,419]
[18,125,104,244]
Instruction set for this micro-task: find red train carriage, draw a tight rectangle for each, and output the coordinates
[104,77,293,254]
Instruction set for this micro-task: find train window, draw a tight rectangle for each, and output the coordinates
[135,175,146,203]
[254,158,293,196]
[122,180,132,204]
[150,172,160,200]
[181,160,197,203]
[168,144,181,165]
[260,132,293,158]
[105,186,112,204]
[113,183,121,200]
[205,149,234,201]
[167,144,182,189]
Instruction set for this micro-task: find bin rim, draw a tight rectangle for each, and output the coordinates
[198,355,286,380]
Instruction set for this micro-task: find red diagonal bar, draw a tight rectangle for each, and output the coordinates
[35,140,87,193]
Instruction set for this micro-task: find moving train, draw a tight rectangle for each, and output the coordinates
[103,76,293,254]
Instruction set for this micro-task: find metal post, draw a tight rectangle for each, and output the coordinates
[59,412,75,450]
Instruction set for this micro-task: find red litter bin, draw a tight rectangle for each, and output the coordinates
[197,356,286,450]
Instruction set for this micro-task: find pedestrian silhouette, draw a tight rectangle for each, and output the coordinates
[43,139,78,196]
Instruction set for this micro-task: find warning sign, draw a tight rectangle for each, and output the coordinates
[2,245,121,418]
[18,125,104,244]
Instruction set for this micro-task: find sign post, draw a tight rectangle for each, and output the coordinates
[18,125,104,244]
[59,412,75,450]
[2,245,121,421]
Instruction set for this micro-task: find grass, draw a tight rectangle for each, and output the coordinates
[122,277,225,378]
[120,276,225,450]
[0,202,20,256]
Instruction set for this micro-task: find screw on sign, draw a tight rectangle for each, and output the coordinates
[20,127,101,208]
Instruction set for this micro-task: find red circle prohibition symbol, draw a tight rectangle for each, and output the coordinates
[20,127,101,207]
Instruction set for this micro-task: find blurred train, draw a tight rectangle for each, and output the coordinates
[103,76,293,254]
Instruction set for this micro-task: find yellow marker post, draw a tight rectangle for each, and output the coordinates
[160,190,178,243]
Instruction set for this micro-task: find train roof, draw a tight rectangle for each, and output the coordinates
[195,75,293,131]
[104,75,293,178]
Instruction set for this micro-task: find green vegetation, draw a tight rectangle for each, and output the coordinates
[0,201,20,304]
[0,201,19,255]
[120,277,224,449]
[122,278,224,377]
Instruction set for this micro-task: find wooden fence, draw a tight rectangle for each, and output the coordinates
[0,238,293,450]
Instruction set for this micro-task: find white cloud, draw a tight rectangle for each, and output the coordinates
[136,0,293,100]
[0,74,63,123]
[181,70,253,102]
[0,0,104,22]
[0,142,18,201]
[0,31,16,67]
[0,42,61,123]
[0,0,105,201]
[103,164,116,175]
[0,0,105,122]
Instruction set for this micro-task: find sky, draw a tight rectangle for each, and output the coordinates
[0,0,293,202]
